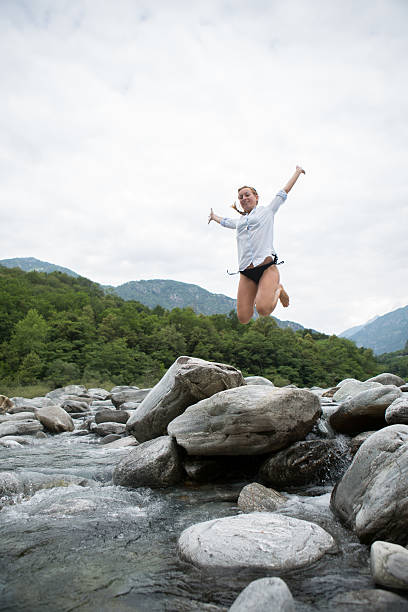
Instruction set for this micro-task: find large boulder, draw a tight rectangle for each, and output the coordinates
[113,436,183,488]
[385,397,408,425]
[127,356,244,442]
[229,577,294,612]
[330,424,408,544]
[178,512,336,571]
[366,373,406,387]
[333,380,382,403]
[61,399,90,414]
[329,385,402,434]
[36,405,74,433]
[237,482,287,513]
[95,409,129,425]
[371,541,408,590]
[259,439,349,488]
[168,386,321,456]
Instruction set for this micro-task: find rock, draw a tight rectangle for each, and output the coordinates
[401,384,408,393]
[327,589,408,611]
[366,373,406,387]
[0,420,43,438]
[110,385,139,394]
[120,401,141,411]
[183,458,224,482]
[178,512,336,571]
[46,385,87,400]
[0,471,94,501]
[0,412,36,422]
[237,483,287,512]
[95,409,129,425]
[61,399,90,414]
[244,376,274,386]
[87,388,110,400]
[386,397,408,425]
[321,386,339,397]
[0,395,13,414]
[329,385,402,434]
[103,436,139,449]
[330,424,408,544]
[229,577,294,612]
[349,431,376,455]
[36,405,74,433]
[101,434,122,444]
[0,439,23,448]
[168,386,321,456]
[94,422,126,437]
[113,436,183,488]
[333,380,382,403]
[127,356,244,442]
[8,397,40,413]
[90,400,115,408]
[110,388,150,407]
[371,541,408,590]
[259,439,349,488]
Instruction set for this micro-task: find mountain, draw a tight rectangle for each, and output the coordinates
[340,306,408,355]
[340,315,379,339]
[0,256,305,328]
[0,257,79,278]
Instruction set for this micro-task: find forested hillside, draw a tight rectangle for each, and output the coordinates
[0,266,383,390]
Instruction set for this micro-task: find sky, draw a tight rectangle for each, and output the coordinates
[1,0,407,335]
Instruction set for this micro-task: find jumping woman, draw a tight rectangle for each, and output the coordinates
[208,166,305,324]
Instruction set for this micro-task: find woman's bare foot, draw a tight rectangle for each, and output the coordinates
[279,285,290,307]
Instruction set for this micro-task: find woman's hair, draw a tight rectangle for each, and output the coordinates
[232,185,258,215]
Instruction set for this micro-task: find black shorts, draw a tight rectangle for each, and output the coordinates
[240,256,278,285]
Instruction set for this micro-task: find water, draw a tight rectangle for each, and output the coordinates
[0,428,406,611]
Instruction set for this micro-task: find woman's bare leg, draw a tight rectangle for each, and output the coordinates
[255,266,289,316]
[237,274,258,324]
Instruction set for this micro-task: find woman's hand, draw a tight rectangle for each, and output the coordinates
[296,165,306,175]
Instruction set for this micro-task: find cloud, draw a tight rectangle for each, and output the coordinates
[0,0,407,335]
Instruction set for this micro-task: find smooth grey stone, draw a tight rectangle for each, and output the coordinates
[386,397,408,425]
[61,399,90,413]
[0,435,32,445]
[128,356,244,442]
[371,541,408,590]
[111,389,150,407]
[349,431,376,455]
[237,482,287,513]
[90,400,114,408]
[229,577,294,612]
[113,436,183,488]
[0,439,23,448]
[168,386,321,456]
[328,589,408,611]
[120,401,141,411]
[244,376,274,386]
[101,434,122,444]
[0,420,43,438]
[94,409,129,424]
[103,436,139,449]
[259,439,349,488]
[333,380,382,403]
[0,395,13,414]
[46,385,87,400]
[94,422,126,437]
[0,412,36,422]
[331,424,408,544]
[87,388,110,400]
[36,405,74,433]
[330,385,402,434]
[366,373,406,387]
[401,384,408,393]
[178,512,336,571]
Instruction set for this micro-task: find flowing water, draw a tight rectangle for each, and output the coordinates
[0,424,406,611]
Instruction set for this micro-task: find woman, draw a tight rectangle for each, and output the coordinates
[208,166,305,324]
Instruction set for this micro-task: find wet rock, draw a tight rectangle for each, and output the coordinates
[94,422,126,437]
[330,424,408,544]
[36,405,74,433]
[61,399,90,414]
[0,395,13,414]
[333,380,382,403]
[244,376,274,386]
[101,434,122,444]
[0,411,36,422]
[95,409,129,425]
[178,512,336,571]
[329,385,402,434]
[8,397,40,413]
[90,400,115,409]
[366,373,406,387]
[401,384,408,393]
[46,385,87,400]
[349,431,376,455]
[229,577,294,612]
[385,397,408,425]
[128,356,244,442]
[0,471,95,501]
[237,482,287,512]
[259,439,349,488]
[87,388,110,400]
[168,386,321,456]
[103,435,139,449]
[183,458,224,482]
[111,388,150,407]
[120,401,141,411]
[113,436,183,488]
[0,420,43,438]
[371,541,408,590]
[327,589,408,611]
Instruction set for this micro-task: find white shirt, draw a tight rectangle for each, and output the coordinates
[220,190,287,271]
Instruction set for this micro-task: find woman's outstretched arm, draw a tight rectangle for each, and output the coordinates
[208,208,237,229]
[208,208,222,224]
[283,165,306,194]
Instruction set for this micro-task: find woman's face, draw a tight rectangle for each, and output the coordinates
[238,187,258,213]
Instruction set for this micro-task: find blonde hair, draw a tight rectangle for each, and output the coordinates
[232,185,258,215]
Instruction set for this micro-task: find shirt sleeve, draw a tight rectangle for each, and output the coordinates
[267,189,287,214]
[220,217,238,229]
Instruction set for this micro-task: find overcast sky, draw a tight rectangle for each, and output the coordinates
[1,0,407,335]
